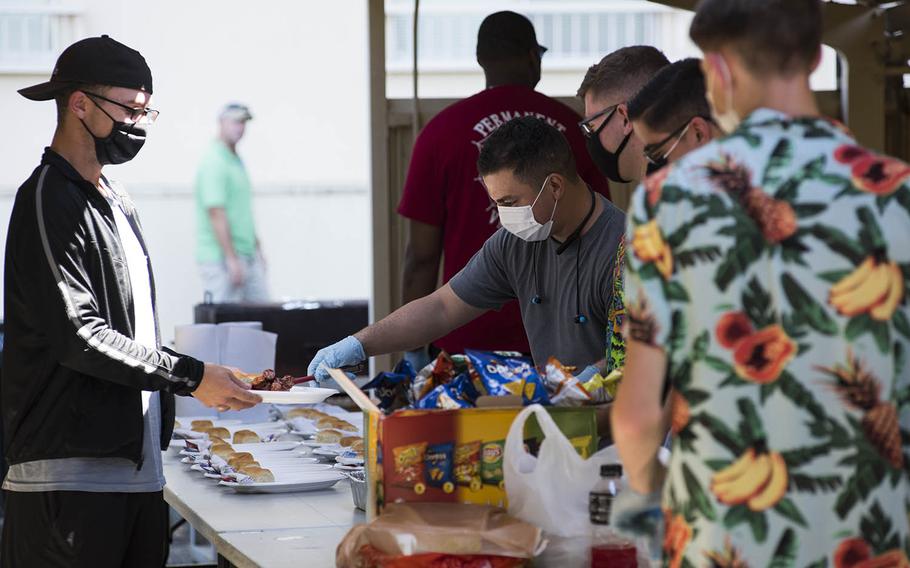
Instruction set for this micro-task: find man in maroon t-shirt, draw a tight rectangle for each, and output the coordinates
[397,11,610,367]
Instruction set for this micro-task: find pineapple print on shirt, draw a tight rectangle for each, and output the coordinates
[625,108,910,566]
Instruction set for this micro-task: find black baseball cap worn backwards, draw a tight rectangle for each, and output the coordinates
[18,34,152,101]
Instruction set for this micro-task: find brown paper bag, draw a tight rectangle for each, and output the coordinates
[336,502,544,567]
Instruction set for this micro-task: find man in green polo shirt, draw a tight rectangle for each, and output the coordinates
[195,103,269,302]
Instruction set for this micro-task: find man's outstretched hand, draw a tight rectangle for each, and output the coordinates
[192,364,262,411]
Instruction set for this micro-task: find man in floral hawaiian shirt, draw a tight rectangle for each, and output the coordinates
[612,0,910,565]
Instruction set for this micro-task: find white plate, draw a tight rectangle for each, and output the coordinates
[219,472,344,494]
[221,464,334,479]
[333,464,364,472]
[228,441,300,453]
[176,417,243,426]
[312,447,345,457]
[300,441,342,448]
[254,387,338,405]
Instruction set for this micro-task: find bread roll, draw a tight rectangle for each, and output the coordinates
[315,417,338,430]
[232,430,261,444]
[328,420,358,433]
[287,408,325,420]
[340,436,362,447]
[209,436,226,446]
[227,452,256,469]
[191,420,214,432]
[350,440,364,453]
[315,429,343,444]
[205,427,231,439]
[244,466,275,483]
[210,443,235,459]
[239,463,265,475]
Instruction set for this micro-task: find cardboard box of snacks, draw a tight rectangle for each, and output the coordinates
[328,369,598,519]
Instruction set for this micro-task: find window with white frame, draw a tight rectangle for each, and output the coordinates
[385,0,699,72]
[385,0,838,92]
[0,0,82,74]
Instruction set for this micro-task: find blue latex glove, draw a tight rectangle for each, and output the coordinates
[402,346,432,372]
[574,364,600,384]
[307,335,366,384]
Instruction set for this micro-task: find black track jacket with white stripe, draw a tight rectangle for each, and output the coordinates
[2,149,204,467]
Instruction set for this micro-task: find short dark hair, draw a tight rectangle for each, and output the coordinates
[477,116,578,189]
[577,45,669,101]
[54,83,106,123]
[690,0,822,76]
[628,58,710,133]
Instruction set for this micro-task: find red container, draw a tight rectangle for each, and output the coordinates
[591,543,637,568]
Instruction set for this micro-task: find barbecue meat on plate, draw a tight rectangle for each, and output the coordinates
[239,369,297,392]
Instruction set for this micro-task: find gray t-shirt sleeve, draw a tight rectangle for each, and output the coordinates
[449,229,516,310]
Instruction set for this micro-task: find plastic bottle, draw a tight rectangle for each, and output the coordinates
[589,464,638,568]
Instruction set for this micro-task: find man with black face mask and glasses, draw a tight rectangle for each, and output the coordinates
[577,46,670,189]
[2,35,260,567]
[628,58,723,172]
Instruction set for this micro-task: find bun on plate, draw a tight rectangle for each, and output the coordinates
[329,420,358,433]
[287,408,325,420]
[350,440,364,453]
[233,430,261,444]
[205,427,231,439]
[238,463,264,475]
[191,420,214,432]
[210,443,235,459]
[315,429,343,444]
[340,436,362,447]
[228,452,256,469]
[209,436,226,446]
[243,466,275,483]
[316,417,357,432]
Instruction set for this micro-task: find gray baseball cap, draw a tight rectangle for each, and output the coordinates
[220,103,253,121]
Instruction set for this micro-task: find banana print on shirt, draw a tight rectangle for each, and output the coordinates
[625,108,910,567]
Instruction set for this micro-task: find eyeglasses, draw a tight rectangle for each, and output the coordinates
[82,91,160,125]
[642,116,712,165]
[578,104,619,138]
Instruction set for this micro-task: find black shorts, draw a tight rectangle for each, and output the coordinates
[1,490,168,568]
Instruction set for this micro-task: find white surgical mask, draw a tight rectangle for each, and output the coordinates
[707,55,741,134]
[498,174,558,242]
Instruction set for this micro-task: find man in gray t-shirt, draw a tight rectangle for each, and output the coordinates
[309,116,625,383]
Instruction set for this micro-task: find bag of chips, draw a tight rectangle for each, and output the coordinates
[544,358,591,407]
[481,440,505,488]
[424,442,455,493]
[393,442,428,493]
[583,368,623,404]
[363,360,416,412]
[454,440,482,491]
[466,351,547,406]
[411,352,457,402]
[520,373,551,406]
[415,373,479,410]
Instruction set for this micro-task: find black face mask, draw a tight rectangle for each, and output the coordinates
[586,130,631,183]
[646,157,667,174]
[80,102,146,166]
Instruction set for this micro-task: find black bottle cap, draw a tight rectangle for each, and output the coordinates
[601,464,622,477]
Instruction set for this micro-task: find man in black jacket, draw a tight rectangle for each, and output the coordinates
[1,35,261,567]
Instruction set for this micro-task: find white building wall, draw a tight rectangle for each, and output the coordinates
[0,0,372,344]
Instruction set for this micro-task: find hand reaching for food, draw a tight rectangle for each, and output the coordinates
[192,364,262,411]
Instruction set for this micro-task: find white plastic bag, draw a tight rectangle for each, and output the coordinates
[504,404,613,539]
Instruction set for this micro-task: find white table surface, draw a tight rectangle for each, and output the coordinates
[163,453,365,566]
[216,526,352,568]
